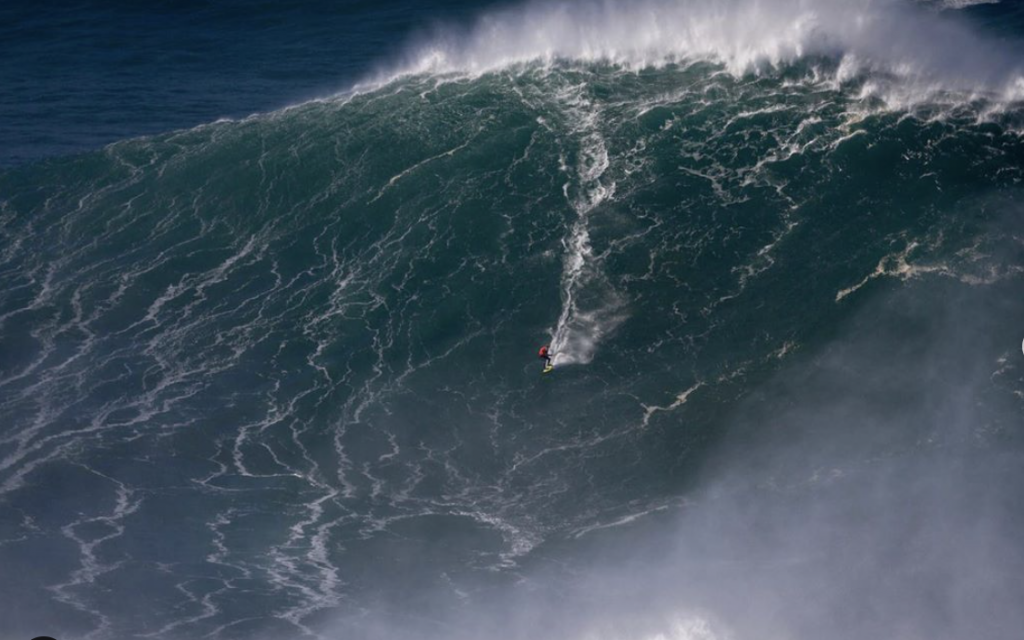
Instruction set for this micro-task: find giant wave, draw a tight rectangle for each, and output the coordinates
[1,1,1023,639]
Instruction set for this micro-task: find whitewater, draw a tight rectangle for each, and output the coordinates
[1,1,1023,639]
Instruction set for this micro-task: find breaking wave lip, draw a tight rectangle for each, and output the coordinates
[357,0,1023,99]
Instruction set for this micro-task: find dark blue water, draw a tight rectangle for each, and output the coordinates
[0,0,501,166]
[2,1,1024,640]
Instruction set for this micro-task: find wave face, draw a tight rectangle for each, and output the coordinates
[2,3,1024,639]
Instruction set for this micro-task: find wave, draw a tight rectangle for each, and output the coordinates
[3,7,1024,635]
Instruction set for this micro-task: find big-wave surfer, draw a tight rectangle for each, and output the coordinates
[538,345,554,373]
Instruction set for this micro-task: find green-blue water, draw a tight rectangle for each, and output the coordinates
[3,3,1024,638]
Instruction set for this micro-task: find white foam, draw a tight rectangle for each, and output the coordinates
[373,0,1023,100]
[835,237,1024,301]
[641,383,705,428]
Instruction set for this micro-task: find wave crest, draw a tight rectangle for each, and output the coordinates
[377,0,1021,96]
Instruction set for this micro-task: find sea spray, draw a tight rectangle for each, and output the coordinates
[380,0,1023,101]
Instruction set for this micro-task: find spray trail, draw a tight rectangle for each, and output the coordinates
[550,84,626,366]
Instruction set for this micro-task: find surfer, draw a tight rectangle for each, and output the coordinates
[538,345,553,372]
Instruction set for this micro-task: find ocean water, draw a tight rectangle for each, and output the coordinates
[0,0,492,166]
[2,1,1024,639]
